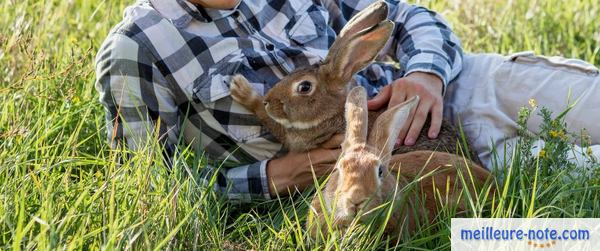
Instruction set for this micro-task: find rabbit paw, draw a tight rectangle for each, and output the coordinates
[230,74,263,112]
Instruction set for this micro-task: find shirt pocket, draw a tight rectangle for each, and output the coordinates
[491,51,599,132]
[492,51,600,100]
[285,2,330,49]
[506,51,599,76]
[192,54,272,143]
[192,62,237,104]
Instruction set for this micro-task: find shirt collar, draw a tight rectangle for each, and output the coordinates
[150,0,240,27]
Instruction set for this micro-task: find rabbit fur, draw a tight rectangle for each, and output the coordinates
[305,86,491,240]
[229,1,492,239]
[229,1,479,163]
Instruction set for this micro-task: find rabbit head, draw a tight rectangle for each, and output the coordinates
[307,87,492,240]
[262,1,394,129]
[329,86,418,225]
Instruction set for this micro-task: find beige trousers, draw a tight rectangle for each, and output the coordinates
[444,52,600,169]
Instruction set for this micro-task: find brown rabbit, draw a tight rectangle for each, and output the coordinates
[305,86,491,240]
[230,1,478,162]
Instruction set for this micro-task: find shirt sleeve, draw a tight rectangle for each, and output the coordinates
[94,33,271,203]
[323,0,464,88]
[199,160,272,201]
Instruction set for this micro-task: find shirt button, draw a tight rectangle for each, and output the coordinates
[266,44,274,51]
[232,11,240,18]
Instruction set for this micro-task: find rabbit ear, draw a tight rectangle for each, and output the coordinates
[321,20,394,87]
[342,86,369,150]
[367,96,419,160]
[321,1,391,86]
[338,1,389,40]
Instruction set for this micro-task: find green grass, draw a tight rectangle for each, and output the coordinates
[1,0,599,249]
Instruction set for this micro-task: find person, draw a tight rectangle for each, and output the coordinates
[95,0,599,202]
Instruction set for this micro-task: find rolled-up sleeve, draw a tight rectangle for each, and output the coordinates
[200,160,272,202]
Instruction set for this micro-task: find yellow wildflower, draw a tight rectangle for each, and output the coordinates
[549,130,566,139]
[560,131,568,140]
[587,147,593,156]
[538,149,546,158]
[528,98,537,108]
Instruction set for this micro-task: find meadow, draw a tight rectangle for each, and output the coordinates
[1,0,599,250]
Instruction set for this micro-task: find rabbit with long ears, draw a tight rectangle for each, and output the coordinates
[230,1,478,161]
[231,1,393,152]
[305,86,491,240]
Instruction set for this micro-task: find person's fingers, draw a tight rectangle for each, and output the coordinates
[367,85,391,110]
[311,163,335,177]
[320,133,345,149]
[387,82,407,110]
[324,148,342,163]
[404,101,430,146]
[387,92,407,110]
[428,101,443,139]
[308,148,342,164]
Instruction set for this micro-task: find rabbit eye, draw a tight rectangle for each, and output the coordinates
[296,81,312,94]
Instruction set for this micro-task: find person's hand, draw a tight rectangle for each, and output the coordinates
[318,133,345,149]
[266,134,344,196]
[367,72,444,146]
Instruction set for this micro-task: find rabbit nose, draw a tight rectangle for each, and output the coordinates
[348,198,367,213]
[354,198,367,208]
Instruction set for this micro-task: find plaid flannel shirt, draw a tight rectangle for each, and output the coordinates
[94,0,463,202]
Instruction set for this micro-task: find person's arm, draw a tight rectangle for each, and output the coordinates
[324,0,463,144]
[94,33,179,155]
[95,33,298,202]
[387,3,463,88]
[326,0,462,87]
